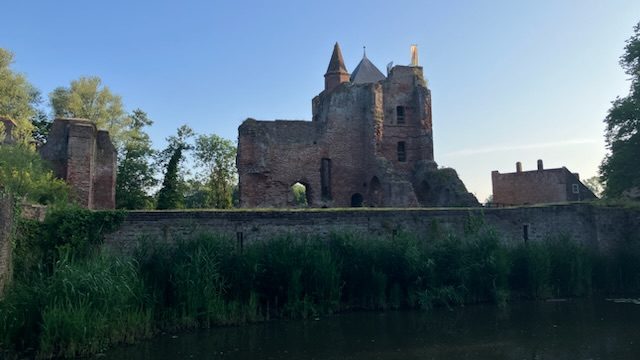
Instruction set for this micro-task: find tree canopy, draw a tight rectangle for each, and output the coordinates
[600,22,640,197]
[193,134,237,209]
[156,125,194,210]
[0,143,68,204]
[49,76,130,148]
[116,109,157,209]
[0,48,38,143]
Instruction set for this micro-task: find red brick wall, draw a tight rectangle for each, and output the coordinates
[238,65,437,208]
[40,119,116,209]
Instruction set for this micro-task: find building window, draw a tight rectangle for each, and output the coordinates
[523,224,529,243]
[396,106,405,124]
[572,184,579,194]
[397,141,406,162]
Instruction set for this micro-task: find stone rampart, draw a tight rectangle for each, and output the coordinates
[104,203,640,254]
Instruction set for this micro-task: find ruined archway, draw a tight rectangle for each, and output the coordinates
[368,176,383,207]
[290,182,310,207]
[350,193,363,207]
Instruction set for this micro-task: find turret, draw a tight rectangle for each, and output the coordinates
[324,42,350,93]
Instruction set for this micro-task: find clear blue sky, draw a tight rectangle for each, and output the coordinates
[3,0,639,201]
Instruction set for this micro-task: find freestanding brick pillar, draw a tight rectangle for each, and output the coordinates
[40,118,116,209]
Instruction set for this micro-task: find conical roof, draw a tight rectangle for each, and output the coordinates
[326,42,348,74]
[350,53,385,84]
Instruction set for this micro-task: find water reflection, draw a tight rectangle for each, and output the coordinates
[106,300,640,359]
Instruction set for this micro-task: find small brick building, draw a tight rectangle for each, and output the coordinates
[492,160,597,206]
[40,118,116,209]
[237,44,477,208]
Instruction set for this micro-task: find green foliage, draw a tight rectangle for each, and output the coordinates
[1,207,131,357]
[116,109,157,209]
[49,76,129,148]
[291,183,308,206]
[508,236,595,299]
[156,125,194,210]
[601,22,640,197]
[583,176,604,198]
[30,108,51,144]
[193,134,237,209]
[0,144,68,204]
[1,255,151,358]
[13,206,126,277]
[0,48,38,143]
[37,255,151,358]
[156,147,184,210]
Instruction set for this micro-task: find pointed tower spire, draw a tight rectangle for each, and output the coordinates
[410,44,419,66]
[324,42,350,92]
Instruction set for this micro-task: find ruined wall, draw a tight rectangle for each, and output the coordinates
[237,45,479,208]
[40,118,116,209]
[0,193,13,296]
[238,65,447,208]
[104,204,640,255]
[238,120,323,207]
[492,164,597,206]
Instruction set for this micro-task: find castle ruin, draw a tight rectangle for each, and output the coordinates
[237,44,478,208]
[40,118,117,209]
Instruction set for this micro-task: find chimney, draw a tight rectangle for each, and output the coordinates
[516,162,522,173]
[537,159,543,171]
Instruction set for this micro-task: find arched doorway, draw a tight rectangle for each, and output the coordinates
[290,182,309,207]
[350,193,363,207]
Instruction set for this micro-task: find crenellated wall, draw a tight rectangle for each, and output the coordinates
[103,203,640,254]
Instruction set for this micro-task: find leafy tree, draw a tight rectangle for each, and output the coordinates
[291,183,308,207]
[194,134,237,209]
[0,143,68,204]
[31,108,52,144]
[183,179,209,208]
[156,146,184,210]
[0,48,38,143]
[583,176,604,198]
[49,76,130,148]
[156,125,194,209]
[116,109,157,209]
[600,22,640,197]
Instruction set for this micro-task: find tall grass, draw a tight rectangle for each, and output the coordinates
[2,210,640,358]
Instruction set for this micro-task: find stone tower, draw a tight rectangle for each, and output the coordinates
[237,44,478,208]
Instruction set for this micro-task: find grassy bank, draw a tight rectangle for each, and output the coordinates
[1,208,640,358]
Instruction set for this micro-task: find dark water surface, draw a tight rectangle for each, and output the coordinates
[105,300,640,360]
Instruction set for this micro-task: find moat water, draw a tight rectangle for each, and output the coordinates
[105,299,640,360]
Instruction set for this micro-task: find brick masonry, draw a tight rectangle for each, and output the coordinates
[40,118,116,209]
[492,160,597,206]
[104,203,640,255]
[237,45,477,208]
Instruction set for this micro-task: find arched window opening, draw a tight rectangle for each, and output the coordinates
[291,182,309,207]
